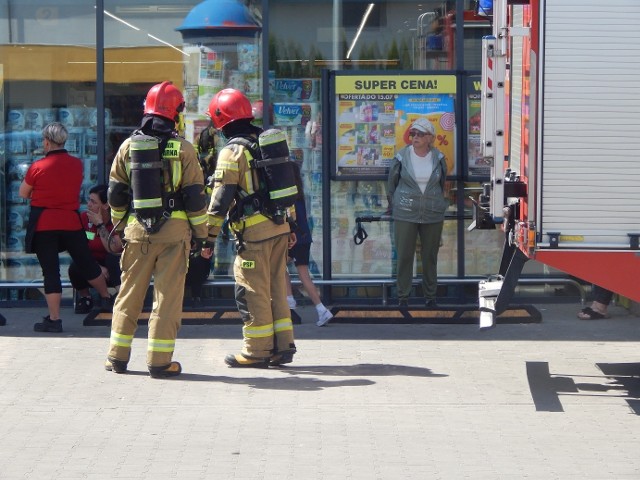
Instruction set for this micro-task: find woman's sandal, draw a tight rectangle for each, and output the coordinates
[577,307,609,320]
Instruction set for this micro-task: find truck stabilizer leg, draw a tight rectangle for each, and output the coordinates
[478,245,529,330]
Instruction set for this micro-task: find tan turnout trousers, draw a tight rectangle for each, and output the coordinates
[108,236,190,367]
[233,233,295,359]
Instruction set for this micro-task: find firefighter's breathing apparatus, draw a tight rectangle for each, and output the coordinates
[130,133,166,233]
[225,129,299,254]
[128,132,184,235]
[353,214,392,245]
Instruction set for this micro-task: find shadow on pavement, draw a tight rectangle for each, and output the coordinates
[160,363,447,391]
[527,361,640,415]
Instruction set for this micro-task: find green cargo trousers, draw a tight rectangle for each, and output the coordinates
[394,219,444,301]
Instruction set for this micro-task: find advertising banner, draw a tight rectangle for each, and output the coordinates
[467,75,490,176]
[332,74,457,180]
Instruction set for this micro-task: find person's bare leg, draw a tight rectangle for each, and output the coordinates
[590,301,609,315]
[88,274,110,299]
[296,265,321,306]
[285,269,294,297]
[45,292,62,320]
[297,264,333,326]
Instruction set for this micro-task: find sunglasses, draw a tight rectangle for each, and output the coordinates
[408,130,430,138]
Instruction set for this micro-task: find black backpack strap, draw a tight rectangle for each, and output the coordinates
[226,136,260,166]
[225,136,264,221]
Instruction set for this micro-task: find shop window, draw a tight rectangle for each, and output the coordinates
[103,1,201,165]
[1,2,98,290]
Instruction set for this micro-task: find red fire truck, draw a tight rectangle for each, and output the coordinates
[473,0,640,327]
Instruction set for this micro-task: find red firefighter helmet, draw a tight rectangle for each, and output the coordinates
[144,81,185,121]
[207,88,254,129]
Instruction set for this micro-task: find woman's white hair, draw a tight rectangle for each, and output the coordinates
[42,122,68,146]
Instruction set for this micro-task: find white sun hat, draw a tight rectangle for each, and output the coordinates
[410,117,435,135]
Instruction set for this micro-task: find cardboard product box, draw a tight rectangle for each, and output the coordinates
[272,102,319,127]
[25,109,58,131]
[59,108,88,127]
[272,78,319,102]
[7,132,30,157]
[65,127,84,155]
[7,109,26,130]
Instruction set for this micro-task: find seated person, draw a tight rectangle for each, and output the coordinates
[578,285,613,320]
[71,184,123,313]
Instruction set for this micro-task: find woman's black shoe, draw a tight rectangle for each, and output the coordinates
[74,296,93,314]
[34,316,63,333]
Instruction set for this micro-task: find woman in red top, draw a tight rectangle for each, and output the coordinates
[19,122,114,333]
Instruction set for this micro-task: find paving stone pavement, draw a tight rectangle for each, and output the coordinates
[1,301,639,480]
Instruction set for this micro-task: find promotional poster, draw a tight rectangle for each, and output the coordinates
[333,74,457,179]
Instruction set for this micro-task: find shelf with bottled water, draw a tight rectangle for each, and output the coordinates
[2,107,108,282]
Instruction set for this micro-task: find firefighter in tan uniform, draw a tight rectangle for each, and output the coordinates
[105,81,209,378]
[205,88,297,368]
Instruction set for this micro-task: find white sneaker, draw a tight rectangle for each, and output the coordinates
[287,296,297,309]
[316,309,333,327]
